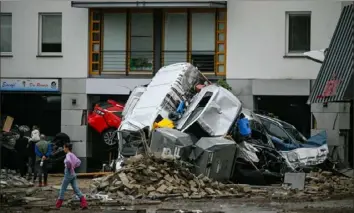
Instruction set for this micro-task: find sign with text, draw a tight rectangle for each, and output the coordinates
[0,79,60,92]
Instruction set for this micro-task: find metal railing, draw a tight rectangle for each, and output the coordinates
[99,50,216,74]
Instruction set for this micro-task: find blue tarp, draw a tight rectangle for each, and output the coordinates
[271,131,327,151]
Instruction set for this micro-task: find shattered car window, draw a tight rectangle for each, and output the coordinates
[261,119,290,141]
[284,126,307,143]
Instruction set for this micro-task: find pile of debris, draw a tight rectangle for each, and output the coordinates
[0,170,33,189]
[305,171,354,194]
[91,155,249,200]
[111,62,343,185]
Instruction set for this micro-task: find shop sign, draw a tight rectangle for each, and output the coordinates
[0,79,60,92]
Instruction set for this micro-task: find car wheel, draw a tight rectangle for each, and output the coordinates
[102,128,118,146]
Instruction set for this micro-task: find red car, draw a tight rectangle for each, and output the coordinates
[88,100,124,146]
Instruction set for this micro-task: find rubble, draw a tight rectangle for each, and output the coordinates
[90,154,354,202]
[305,171,354,194]
[0,170,34,188]
[90,155,248,200]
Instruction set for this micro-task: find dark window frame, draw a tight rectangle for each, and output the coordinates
[286,11,311,55]
[39,13,63,55]
[0,13,12,54]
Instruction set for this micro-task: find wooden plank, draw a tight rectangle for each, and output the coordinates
[2,116,14,132]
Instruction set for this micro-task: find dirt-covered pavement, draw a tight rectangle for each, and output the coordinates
[1,176,353,213]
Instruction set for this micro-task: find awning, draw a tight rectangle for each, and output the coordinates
[71,1,227,8]
[307,4,353,104]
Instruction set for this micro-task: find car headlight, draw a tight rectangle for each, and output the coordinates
[286,152,299,162]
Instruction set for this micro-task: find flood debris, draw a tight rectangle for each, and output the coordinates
[0,170,34,189]
[91,154,249,200]
[104,62,352,188]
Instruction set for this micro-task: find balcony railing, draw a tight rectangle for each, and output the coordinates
[98,50,217,75]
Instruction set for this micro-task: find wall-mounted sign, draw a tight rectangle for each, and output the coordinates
[0,79,60,92]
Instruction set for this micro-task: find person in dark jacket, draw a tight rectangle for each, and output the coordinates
[34,134,52,187]
[14,132,29,177]
[236,113,252,141]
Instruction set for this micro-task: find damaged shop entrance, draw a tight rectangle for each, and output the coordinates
[0,78,62,172]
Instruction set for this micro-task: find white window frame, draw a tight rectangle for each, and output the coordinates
[38,13,62,56]
[285,11,311,56]
[0,13,13,56]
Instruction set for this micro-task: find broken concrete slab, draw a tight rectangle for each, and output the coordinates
[284,172,306,190]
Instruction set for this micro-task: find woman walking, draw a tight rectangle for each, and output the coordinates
[55,143,88,209]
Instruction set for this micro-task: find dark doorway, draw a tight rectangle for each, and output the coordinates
[255,96,311,138]
[1,93,61,136]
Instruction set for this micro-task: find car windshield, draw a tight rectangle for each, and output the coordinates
[283,125,307,143]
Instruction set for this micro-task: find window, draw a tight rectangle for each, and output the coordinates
[0,13,12,54]
[130,13,154,72]
[39,13,62,55]
[268,123,291,141]
[163,12,188,66]
[286,12,311,55]
[191,13,215,72]
[103,13,127,72]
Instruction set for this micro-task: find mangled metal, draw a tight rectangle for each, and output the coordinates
[150,128,195,160]
[114,62,334,185]
[177,84,242,137]
[190,137,237,181]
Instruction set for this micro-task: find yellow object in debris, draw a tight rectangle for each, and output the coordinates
[153,118,175,129]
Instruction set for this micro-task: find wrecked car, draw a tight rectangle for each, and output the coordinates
[117,62,210,156]
[88,100,124,146]
[256,114,329,170]
[111,62,332,184]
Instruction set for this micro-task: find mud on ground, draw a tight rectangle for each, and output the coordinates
[1,176,353,213]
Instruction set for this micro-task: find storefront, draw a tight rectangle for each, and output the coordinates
[0,78,61,136]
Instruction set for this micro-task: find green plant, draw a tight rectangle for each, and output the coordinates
[217,79,232,91]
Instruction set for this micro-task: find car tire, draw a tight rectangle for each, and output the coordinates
[102,128,119,146]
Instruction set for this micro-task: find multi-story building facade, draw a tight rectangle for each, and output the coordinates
[1,0,350,171]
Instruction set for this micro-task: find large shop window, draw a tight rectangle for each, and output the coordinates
[103,13,127,73]
[0,13,12,54]
[163,12,188,66]
[39,13,62,55]
[130,13,154,72]
[191,13,215,72]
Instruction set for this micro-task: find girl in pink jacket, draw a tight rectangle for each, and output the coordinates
[55,143,88,209]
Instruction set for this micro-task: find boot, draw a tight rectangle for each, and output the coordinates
[38,182,42,187]
[80,196,88,209]
[55,199,63,209]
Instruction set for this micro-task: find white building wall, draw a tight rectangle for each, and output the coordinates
[0,1,88,78]
[227,0,342,80]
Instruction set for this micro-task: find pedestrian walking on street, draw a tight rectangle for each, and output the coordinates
[34,134,51,187]
[27,125,41,181]
[55,143,88,209]
[14,131,29,177]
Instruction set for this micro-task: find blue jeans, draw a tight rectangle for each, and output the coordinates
[58,168,83,200]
